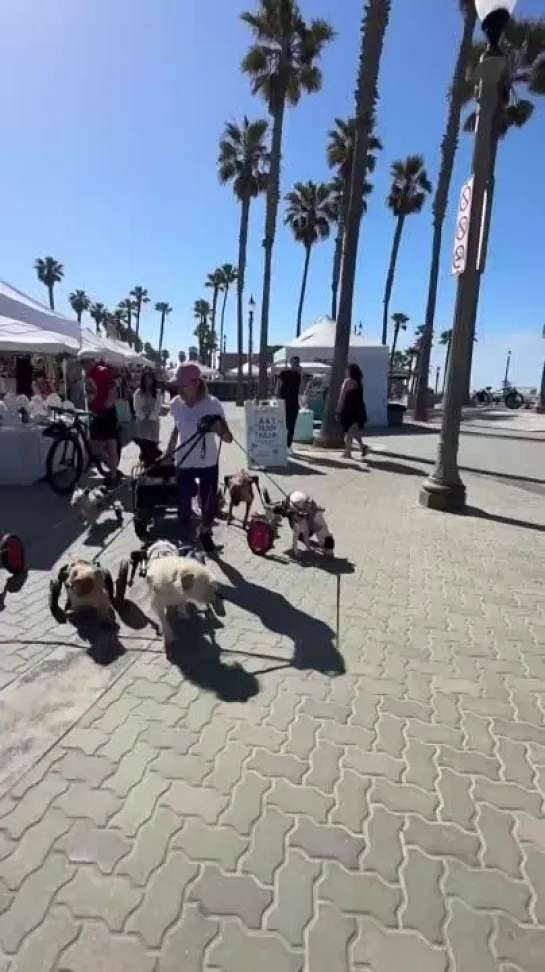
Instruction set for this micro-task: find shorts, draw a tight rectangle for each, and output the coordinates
[90,407,118,442]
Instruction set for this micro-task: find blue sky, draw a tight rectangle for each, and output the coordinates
[0,0,543,390]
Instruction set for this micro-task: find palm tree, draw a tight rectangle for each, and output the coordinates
[69,289,90,324]
[439,329,453,395]
[242,0,335,397]
[89,301,107,334]
[413,1,477,421]
[218,116,269,404]
[111,308,126,341]
[34,257,64,310]
[284,180,336,336]
[381,155,432,348]
[318,0,392,447]
[117,298,136,345]
[389,312,409,368]
[460,17,545,402]
[205,270,224,365]
[193,299,212,363]
[327,117,382,320]
[130,286,150,344]
[155,302,172,355]
[217,263,238,372]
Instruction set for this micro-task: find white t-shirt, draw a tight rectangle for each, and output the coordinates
[169,394,225,469]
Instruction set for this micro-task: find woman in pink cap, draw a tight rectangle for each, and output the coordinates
[168,363,232,551]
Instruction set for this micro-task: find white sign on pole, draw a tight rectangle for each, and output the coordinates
[244,399,288,469]
[452,175,474,277]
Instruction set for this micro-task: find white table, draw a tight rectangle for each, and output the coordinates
[0,425,51,485]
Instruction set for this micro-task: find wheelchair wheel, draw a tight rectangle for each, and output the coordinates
[0,534,26,575]
[102,569,115,604]
[247,516,275,556]
[49,578,67,623]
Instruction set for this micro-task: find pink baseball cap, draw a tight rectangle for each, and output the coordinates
[176,362,202,387]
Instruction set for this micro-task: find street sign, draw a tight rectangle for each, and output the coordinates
[452,175,474,277]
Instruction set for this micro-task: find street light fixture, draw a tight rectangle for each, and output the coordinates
[419,0,516,513]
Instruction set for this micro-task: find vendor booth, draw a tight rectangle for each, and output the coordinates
[274,316,389,427]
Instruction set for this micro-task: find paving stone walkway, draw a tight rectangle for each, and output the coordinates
[1,410,545,971]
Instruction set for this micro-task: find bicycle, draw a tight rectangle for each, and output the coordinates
[471,386,524,410]
[43,407,112,495]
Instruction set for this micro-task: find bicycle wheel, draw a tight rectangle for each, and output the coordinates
[505,391,523,410]
[45,433,84,495]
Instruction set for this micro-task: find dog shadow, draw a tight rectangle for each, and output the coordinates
[216,558,345,676]
[283,549,355,575]
[82,518,124,546]
[166,609,260,703]
[69,610,126,666]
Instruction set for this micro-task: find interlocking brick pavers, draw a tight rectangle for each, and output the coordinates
[1,411,545,969]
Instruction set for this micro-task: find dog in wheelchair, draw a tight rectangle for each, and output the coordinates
[144,539,222,647]
[223,471,259,529]
[265,488,335,558]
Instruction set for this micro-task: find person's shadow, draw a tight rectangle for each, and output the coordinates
[215,558,345,676]
[165,609,260,703]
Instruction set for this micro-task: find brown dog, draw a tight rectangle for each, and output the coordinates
[224,472,259,529]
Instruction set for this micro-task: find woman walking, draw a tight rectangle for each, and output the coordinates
[168,363,232,552]
[133,369,162,465]
[337,363,368,459]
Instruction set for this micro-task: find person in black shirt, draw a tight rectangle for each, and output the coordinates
[277,356,301,450]
[15,355,33,397]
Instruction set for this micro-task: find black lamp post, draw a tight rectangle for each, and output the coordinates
[247,295,255,396]
[420,0,516,512]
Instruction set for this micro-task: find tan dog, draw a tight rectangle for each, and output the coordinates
[62,560,115,622]
[224,472,259,529]
[145,541,221,647]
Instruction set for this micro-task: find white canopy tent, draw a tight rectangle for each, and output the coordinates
[226,362,259,378]
[0,280,80,342]
[79,329,149,366]
[0,318,80,355]
[274,316,388,426]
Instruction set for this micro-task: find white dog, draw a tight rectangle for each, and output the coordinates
[283,490,335,558]
[71,485,123,528]
[145,540,221,646]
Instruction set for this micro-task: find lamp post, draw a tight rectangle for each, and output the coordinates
[503,348,511,394]
[247,295,255,397]
[420,0,515,512]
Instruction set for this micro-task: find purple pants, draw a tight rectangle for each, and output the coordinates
[177,465,218,530]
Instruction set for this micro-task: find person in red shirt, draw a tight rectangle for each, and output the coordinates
[83,358,120,482]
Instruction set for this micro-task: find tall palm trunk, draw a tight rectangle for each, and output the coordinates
[76,310,82,325]
[319,0,391,446]
[158,312,166,354]
[381,214,405,346]
[389,324,400,368]
[442,337,452,394]
[296,245,312,337]
[210,287,219,367]
[258,93,285,399]
[219,285,229,373]
[414,6,476,420]
[331,180,350,320]
[135,304,141,343]
[48,285,55,310]
[236,196,251,406]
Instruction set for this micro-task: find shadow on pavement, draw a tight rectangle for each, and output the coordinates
[369,447,545,489]
[69,611,126,666]
[216,557,345,676]
[0,484,85,572]
[465,506,545,535]
[166,611,260,703]
[366,458,426,477]
[0,572,27,613]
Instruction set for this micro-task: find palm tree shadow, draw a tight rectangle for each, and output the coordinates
[465,506,545,534]
[165,610,260,702]
[215,557,345,676]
